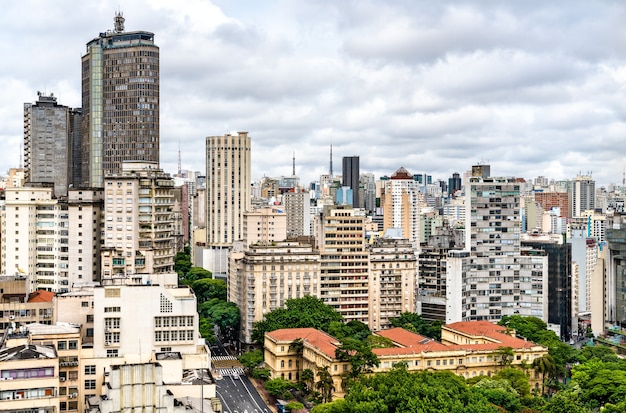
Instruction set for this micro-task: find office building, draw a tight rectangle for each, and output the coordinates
[605,214,626,328]
[204,132,251,277]
[571,175,595,218]
[283,189,310,238]
[448,172,462,197]
[82,12,160,187]
[342,156,360,207]
[24,93,81,197]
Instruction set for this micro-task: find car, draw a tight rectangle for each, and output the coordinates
[232,373,240,380]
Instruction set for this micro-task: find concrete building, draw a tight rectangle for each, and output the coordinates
[534,192,569,219]
[571,175,595,218]
[242,206,287,247]
[569,228,599,316]
[1,186,69,292]
[446,169,548,323]
[381,167,423,250]
[0,286,54,333]
[67,188,104,286]
[24,93,81,197]
[0,343,59,412]
[283,189,311,238]
[605,214,626,328]
[101,162,175,277]
[368,234,416,330]
[316,205,369,324]
[204,132,251,278]
[81,12,160,187]
[228,241,320,345]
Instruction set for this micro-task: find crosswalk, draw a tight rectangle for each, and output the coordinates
[219,367,245,376]
[212,355,238,361]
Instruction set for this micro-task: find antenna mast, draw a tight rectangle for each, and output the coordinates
[177,140,182,177]
[329,144,333,177]
[292,151,296,176]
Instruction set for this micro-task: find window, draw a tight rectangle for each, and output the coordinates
[84,380,96,390]
[84,365,96,375]
[81,301,89,307]
[58,341,67,350]
[106,349,119,358]
[68,341,78,350]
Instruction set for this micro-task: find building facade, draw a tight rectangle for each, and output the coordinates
[81,13,160,187]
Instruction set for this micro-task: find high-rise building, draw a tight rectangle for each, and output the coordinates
[24,93,82,197]
[446,168,548,323]
[205,132,251,247]
[283,189,310,238]
[204,132,251,278]
[571,175,595,218]
[316,205,369,324]
[381,167,423,250]
[448,172,462,197]
[342,156,360,208]
[100,161,175,277]
[81,12,160,187]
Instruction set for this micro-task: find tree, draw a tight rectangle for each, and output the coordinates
[203,301,240,343]
[265,377,295,399]
[494,346,514,368]
[238,349,263,372]
[285,401,305,412]
[533,354,557,395]
[251,296,343,345]
[542,390,588,413]
[174,251,192,279]
[328,320,371,341]
[300,368,315,393]
[198,317,216,343]
[494,367,531,398]
[190,277,226,303]
[289,338,304,355]
[335,337,379,381]
[472,378,522,413]
[389,312,443,340]
[316,366,335,403]
[577,345,619,363]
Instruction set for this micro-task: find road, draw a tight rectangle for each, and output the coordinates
[210,338,272,413]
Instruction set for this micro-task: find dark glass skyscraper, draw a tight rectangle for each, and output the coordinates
[81,12,159,187]
[342,156,360,208]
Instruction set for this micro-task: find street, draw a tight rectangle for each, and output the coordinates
[210,338,272,413]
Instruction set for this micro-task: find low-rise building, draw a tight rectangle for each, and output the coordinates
[264,321,548,400]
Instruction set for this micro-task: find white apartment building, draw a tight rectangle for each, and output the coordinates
[381,167,424,250]
[101,161,175,278]
[243,206,287,247]
[1,186,69,292]
[446,172,548,323]
[67,188,103,286]
[283,189,311,238]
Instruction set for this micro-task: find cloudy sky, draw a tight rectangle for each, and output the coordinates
[2,0,626,186]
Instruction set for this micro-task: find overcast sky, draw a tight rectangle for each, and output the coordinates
[2,0,626,187]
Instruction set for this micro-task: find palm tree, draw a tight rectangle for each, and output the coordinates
[316,365,335,403]
[533,354,556,396]
[300,368,315,394]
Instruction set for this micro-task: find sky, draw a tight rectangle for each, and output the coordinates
[2,0,626,187]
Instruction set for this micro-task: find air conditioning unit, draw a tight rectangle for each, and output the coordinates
[9,315,15,320]
[15,395,22,400]
[68,394,75,399]
[72,393,78,398]
[104,341,111,346]
[105,328,110,333]
[60,377,66,382]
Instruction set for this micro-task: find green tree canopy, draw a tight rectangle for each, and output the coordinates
[251,296,343,344]
[493,367,531,398]
[389,312,443,340]
[203,301,240,343]
[190,277,227,303]
[335,337,379,384]
[238,349,263,371]
[265,377,295,399]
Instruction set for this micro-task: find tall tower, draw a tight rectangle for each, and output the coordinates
[81,12,159,187]
[206,132,251,246]
[342,156,360,207]
[571,175,595,218]
[24,93,81,197]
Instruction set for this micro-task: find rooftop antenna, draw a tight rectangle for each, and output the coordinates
[114,11,125,33]
[292,151,296,176]
[19,141,23,168]
[177,140,182,177]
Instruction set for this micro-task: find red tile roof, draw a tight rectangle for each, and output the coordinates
[27,290,55,303]
[266,328,340,359]
[444,320,537,350]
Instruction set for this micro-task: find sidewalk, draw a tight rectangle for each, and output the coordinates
[248,376,278,413]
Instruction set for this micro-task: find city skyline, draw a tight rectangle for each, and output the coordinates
[2,1,626,186]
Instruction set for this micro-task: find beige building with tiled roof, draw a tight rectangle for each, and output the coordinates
[264,321,548,400]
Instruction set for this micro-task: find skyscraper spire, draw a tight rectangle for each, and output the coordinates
[329,144,333,177]
[178,140,182,177]
[292,151,296,176]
